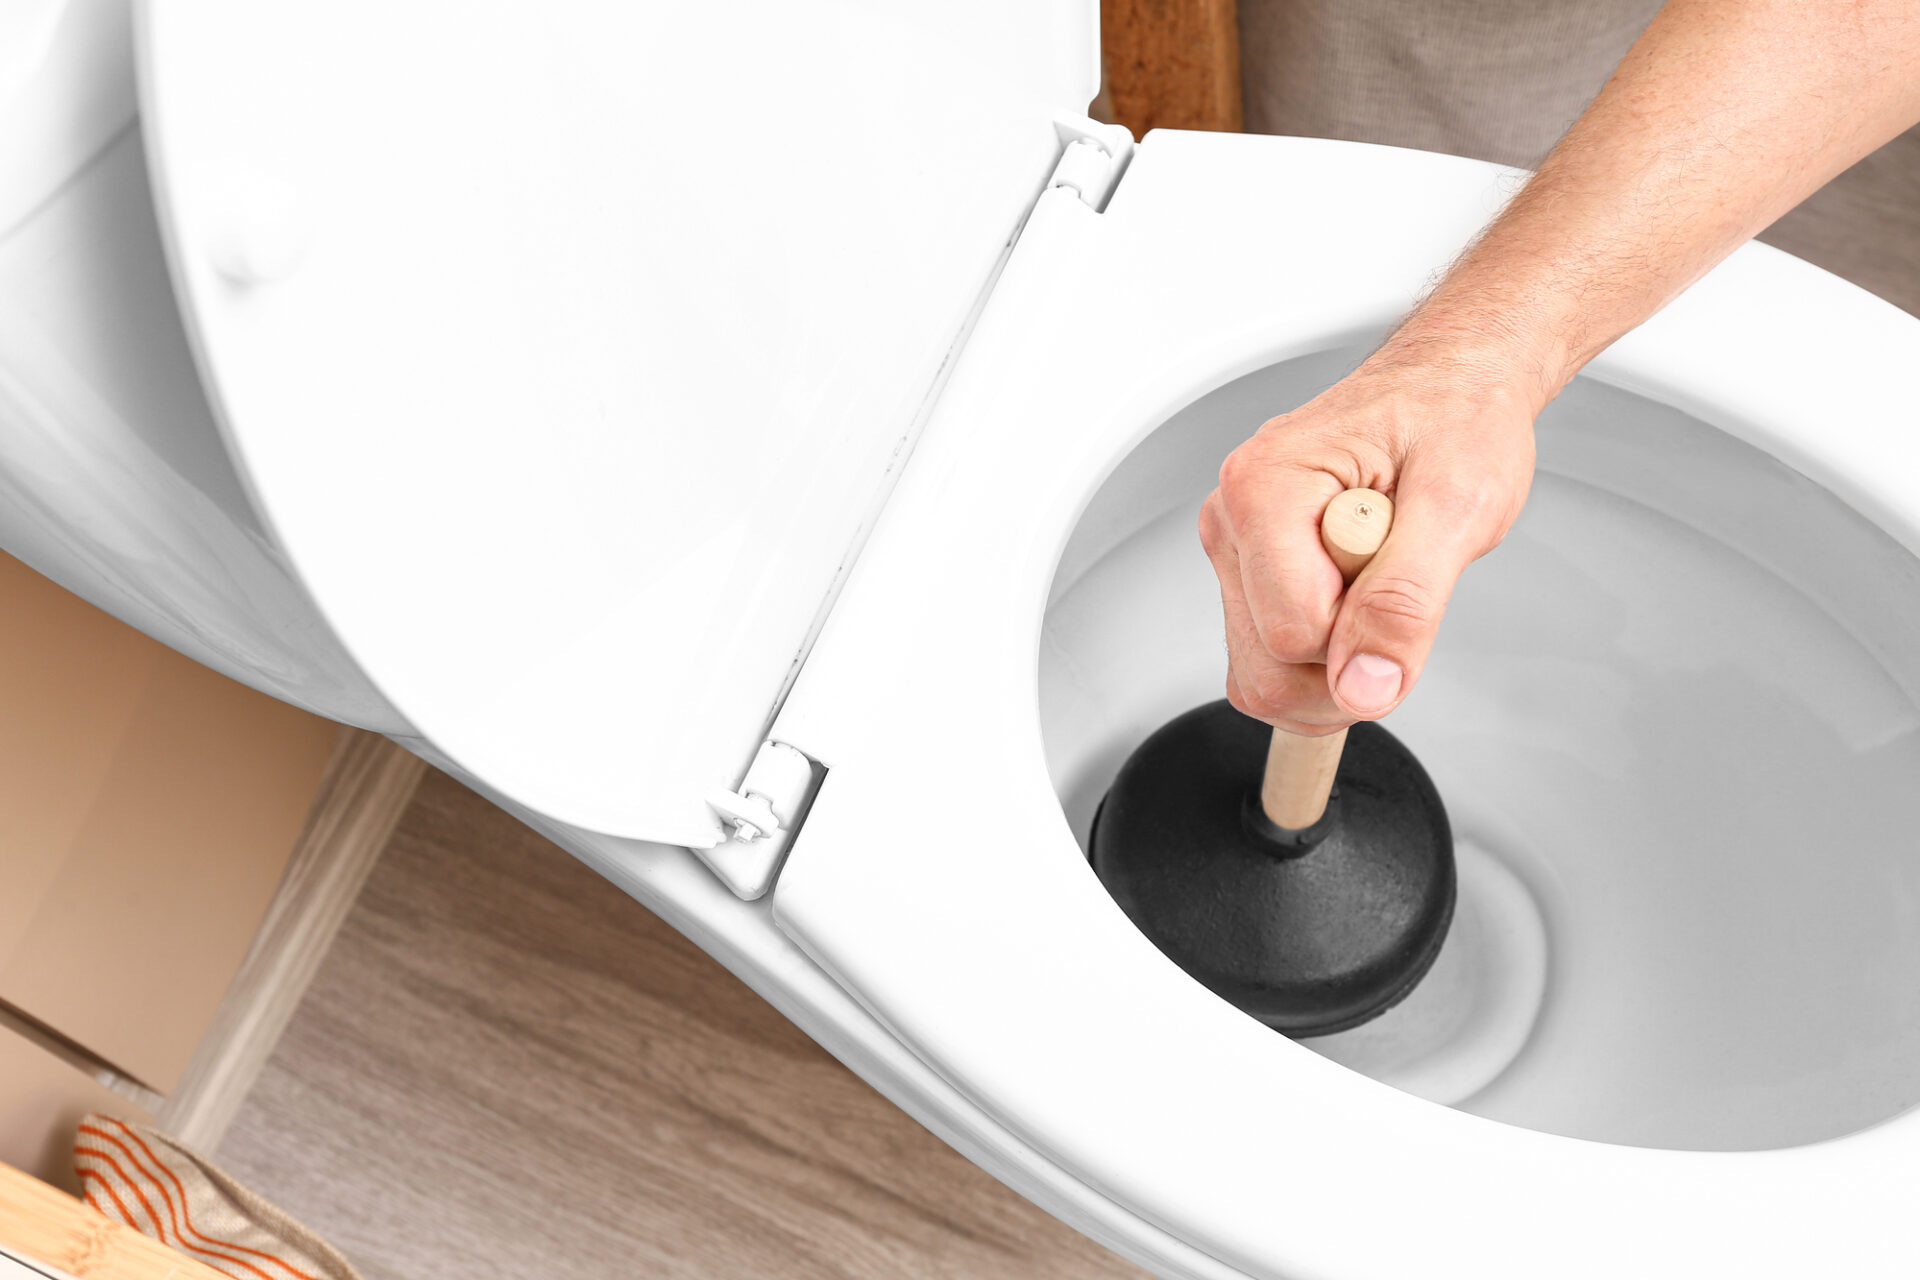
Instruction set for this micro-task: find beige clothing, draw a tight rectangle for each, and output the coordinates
[1237,0,1920,317]
[1241,0,1661,168]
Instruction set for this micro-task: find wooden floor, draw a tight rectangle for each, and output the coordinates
[215,771,1145,1280]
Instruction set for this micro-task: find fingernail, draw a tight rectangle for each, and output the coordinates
[1337,653,1403,714]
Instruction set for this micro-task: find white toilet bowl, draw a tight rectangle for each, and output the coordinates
[1045,355,1920,1145]
[764,132,1920,1277]
[8,3,1920,1276]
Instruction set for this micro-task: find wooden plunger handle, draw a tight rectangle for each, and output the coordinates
[1259,488,1394,830]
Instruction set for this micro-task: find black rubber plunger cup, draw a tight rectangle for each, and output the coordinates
[1091,489,1455,1037]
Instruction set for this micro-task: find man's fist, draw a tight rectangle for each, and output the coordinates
[1199,357,1537,735]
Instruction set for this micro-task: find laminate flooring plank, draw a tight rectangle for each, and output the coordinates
[216,770,1146,1280]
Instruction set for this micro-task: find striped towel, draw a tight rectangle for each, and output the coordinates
[73,1113,363,1280]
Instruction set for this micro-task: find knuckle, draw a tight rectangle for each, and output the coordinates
[1246,666,1301,715]
[1216,447,1255,502]
[1224,680,1252,718]
[1424,471,1508,528]
[1256,615,1324,666]
[1197,492,1228,554]
[1217,437,1295,508]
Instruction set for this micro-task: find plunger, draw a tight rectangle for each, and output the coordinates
[1091,488,1455,1037]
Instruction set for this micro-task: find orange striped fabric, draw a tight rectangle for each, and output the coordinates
[72,1114,363,1280]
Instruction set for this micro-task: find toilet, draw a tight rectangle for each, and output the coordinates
[9,1,1920,1275]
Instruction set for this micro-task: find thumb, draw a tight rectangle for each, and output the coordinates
[1325,476,1497,720]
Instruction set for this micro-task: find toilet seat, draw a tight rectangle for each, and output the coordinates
[132,3,1920,1274]
[767,134,1920,1276]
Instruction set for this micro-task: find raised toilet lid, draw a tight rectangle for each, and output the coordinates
[135,0,1098,845]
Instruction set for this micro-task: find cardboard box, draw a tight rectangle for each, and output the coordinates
[0,1029,152,1194]
[0,552,336,1093]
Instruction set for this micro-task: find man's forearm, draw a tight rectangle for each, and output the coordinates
[1377,0,1920,411]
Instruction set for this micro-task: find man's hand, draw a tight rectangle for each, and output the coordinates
[1200,0,1920,734]
[1199,356,1535,734]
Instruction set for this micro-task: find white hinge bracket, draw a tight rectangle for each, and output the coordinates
[698,741,822,900]
[1046,117,1135,213]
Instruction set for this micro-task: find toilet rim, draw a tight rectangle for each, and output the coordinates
[769,133,1920,1277]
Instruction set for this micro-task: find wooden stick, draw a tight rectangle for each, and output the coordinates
[1260,488,1393,830]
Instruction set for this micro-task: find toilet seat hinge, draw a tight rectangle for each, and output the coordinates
[698,741,824,900]
[1045,117,1134,213]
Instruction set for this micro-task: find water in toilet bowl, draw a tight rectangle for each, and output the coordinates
[1041,347,1920,1153]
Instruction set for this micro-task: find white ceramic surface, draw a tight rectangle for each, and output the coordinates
[0,0,133,241]
[771,131,1920,1278]
[136,0,1106,846]
[1045,359,1920,1150]
[0,117,404,728]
